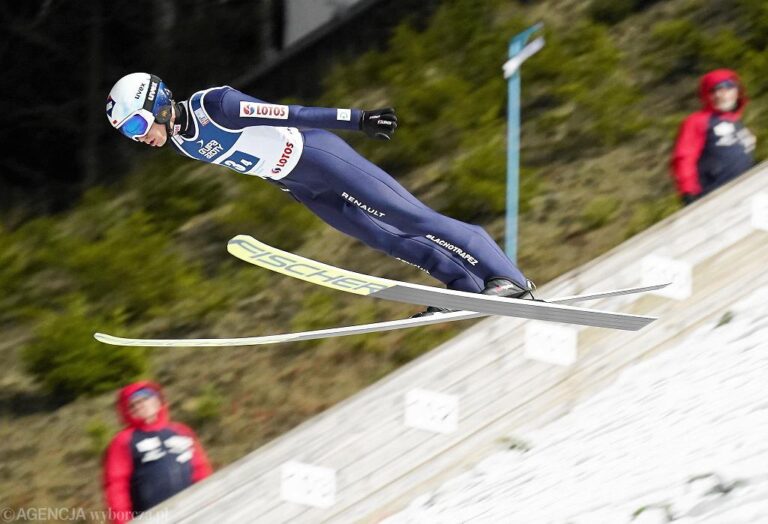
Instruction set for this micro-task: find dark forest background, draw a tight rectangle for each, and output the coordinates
[0,0,436,218]
[1,0,276,214]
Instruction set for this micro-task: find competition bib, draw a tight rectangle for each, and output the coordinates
[171,88,303,180]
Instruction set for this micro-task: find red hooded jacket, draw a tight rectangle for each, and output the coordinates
[671,69,755,197]
[102,381,212,524]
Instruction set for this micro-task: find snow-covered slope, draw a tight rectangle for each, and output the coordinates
[385,287,768,524]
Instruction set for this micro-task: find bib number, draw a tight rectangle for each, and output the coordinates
[222,151,261,173]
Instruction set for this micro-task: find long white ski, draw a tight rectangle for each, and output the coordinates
[225,235,660,331]
[94,280,667,347]
[94,310,484,347]
[94,235,669,348]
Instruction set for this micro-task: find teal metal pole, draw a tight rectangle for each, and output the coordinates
[504,23,543,263]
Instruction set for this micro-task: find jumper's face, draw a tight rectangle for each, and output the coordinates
[136,121,168,147]
[710,85,739,112]
[128,394,162,423]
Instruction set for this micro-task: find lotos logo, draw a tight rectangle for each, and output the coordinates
[240,102,289,119]
[271,142,294,174]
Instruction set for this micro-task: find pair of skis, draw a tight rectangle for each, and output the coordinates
[95,235,668,347]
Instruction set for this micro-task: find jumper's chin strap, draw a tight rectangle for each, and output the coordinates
[164,102,189,138]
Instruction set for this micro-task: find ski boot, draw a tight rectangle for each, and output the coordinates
[410,305,453,318]
[481,277,536,300]
[410,277,536,318]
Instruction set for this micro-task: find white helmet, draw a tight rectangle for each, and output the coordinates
[106,73,174,140]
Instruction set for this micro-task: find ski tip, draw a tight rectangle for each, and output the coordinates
[95,332,164,347]
[227,234,257,248]
[94,332,118,345]
[94,332,139,346]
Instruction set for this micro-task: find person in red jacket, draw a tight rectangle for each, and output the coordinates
[103,381,212,524]
[671,69,756,205]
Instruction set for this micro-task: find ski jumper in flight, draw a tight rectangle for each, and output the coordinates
[106,73,535,314]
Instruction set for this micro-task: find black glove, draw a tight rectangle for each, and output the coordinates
[360,107,397,140]
[681,193,700,206]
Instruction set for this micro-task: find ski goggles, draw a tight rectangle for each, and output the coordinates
[711,79,737,91]
[118,109,155,140]
[128,387,159,404]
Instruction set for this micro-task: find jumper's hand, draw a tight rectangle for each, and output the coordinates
[360,107,397,140]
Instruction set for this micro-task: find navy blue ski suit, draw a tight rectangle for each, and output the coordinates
[169,87,527,292]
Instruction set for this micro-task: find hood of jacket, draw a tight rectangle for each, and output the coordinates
[698,68,748,115]
[116,380,170,431]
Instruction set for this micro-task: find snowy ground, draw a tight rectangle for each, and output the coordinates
[384,286,768,524]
